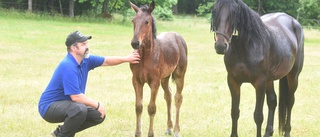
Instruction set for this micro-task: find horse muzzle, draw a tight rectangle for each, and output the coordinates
[131,40,140,49]
[214,42,228,54]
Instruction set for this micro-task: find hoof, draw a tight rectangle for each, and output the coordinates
[284,133,290,137]
[263,130,274,137]
[135,132,141,137]
[148,133,154,137]
[166,129,172,135]
[174,133,180,137]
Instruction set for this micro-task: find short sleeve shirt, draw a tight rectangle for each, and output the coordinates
[38,53,104,117]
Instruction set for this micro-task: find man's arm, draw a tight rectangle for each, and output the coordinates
[70,94,105,118]
[101,51,140,66]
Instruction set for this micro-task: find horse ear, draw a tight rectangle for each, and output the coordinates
[130,1,139,13]
[149,0,155,12]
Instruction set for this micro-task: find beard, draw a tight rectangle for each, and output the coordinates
[84,48,90,58]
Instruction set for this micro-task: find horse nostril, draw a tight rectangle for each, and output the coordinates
[214,42,227,55]
[131,41,140,49]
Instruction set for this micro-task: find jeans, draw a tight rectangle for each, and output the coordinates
[43,100,105,137]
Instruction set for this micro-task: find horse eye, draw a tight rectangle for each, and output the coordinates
[145,20,149,24]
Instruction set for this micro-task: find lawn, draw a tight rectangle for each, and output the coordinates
[0,12,319,137]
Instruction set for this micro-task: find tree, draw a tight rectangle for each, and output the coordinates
[123,0,177,20]
[69,0,75,17]
[59,0,63,15]
[298,0,320,25]
[6,0,317,26]
[102,0,109,13]
[178,0,202,14]
[28,0,32,12]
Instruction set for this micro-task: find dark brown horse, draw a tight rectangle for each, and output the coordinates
[211,0,304,137]
[129,1,188,137]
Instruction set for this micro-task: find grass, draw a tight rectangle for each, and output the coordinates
[0,11,320,137]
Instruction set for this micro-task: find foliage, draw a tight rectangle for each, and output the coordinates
[298,0,320,25]
[178,0,205,14]
[1,0,320,25]
[0,7,126,24]
[131,0,176,21]
[195,0,319,26]
[264,0,300,17]
[153,6,174,21]
[196,1,214,16]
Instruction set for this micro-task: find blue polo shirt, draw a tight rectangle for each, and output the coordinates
[38,53,105,117]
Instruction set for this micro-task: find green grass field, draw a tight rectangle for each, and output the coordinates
[0,11,319,137]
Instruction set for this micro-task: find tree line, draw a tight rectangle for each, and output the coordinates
[1,0,319,25]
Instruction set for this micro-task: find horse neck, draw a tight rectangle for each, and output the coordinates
[139,35,157,57]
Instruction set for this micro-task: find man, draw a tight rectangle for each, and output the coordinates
[38,30,140,137]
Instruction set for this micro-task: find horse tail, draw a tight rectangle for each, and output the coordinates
[292,18,304,55]
[278,18,304,135]
[278,76,288,134]
[171,74,176,83]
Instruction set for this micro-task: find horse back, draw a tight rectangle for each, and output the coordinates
[262,13,303,52]
[156,32,188,65]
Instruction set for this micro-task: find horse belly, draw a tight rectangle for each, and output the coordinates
[268,33,296,80]
[268,56,295,80]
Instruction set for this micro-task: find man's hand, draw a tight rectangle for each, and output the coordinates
[97,104,106,118]
[128,50,140,64]
[70,94,106,118]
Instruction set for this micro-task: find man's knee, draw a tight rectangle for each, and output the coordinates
[94,113,106,125]
[67,103,87,119]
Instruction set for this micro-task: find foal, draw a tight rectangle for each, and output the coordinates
[129,1,188,137]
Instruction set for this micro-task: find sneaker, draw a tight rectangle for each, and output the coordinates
[51,125,62,137]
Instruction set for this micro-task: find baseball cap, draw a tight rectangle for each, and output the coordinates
[65,30,92,47]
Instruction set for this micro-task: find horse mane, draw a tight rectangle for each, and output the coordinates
[211,0,237,33]
[140,4,157,39]
[237,0,269,42]
[211,0,269,42]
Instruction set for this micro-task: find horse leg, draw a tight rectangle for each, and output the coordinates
[264,81,277,137]
[253,79,267,137]
[284,93,294,137]
[173,72,185,137]
[147,80,160,137]
[284,75,299,137]
[227,74,241,137]
[133,79,144,137]
[161,77,173,135]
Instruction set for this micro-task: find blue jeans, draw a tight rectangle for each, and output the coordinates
[43,100,105,137]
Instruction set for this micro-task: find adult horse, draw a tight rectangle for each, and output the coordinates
[211,0,304,137]
[129,1,188,137]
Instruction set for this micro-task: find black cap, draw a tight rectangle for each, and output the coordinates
[65,30,92,47]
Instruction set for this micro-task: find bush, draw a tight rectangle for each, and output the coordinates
[153,6,174,21]
[122,6,174,22]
